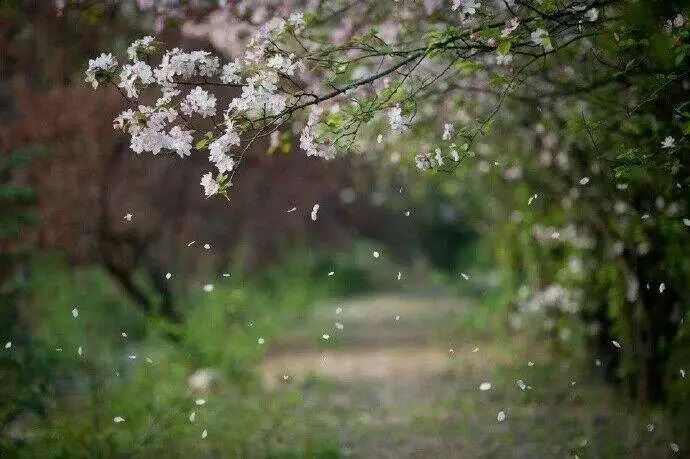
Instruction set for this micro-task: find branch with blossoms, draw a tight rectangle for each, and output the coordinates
[85,0,618,198]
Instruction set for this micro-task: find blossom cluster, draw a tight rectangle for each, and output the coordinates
[85,1,605,197]
[86,14,305,197]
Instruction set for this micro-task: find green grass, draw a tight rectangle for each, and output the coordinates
[2,249,374,458]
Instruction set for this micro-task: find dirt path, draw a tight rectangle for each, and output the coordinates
[261,295,468,388]
[259,294,673,458]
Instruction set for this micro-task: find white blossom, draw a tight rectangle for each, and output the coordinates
[674,14,685,28]
[449,144,460,161]
[496,52,513,65]
[415,152,435,171]
[220,60,243,84]
[181,87,216,118]
[118,61,154,98]
[85,53,118,89]
[434,147,444,166]
[300,107,336,160]
[209,122,240,172]
[442,123,454,141]
[167,126,194,158]
[501,18,520,37]
[288,12,305,32]
[155,49,219,84]
[584,8,599,22]
[200,172,219,197]
[452,0,480,17]
[530,28,553,52]
[127,36,155,61]
[387,105,407,135]
[266,53,299,76]
[661,136,675,148]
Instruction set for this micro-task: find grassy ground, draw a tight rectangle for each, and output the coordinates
[7,253,682,457]
[260,293,679,458]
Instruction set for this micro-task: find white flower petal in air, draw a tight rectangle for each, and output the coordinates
[257,337,265,345]
[189,411,196,422]
[497,410,506,422]
[113,416,125,423]
[72,307,79,318]
[683,218,690,226]
[670,443,680,453]
[479,382,492,391]
[579,177,590,185]
[373,251,380,258]
[195,398,206,406]
[322,334,330,340]
[311,204,320,221]
[4,341,11,349]
[124,213,133,221]
[165,272,172,279]
[201,429,208,439]
[612,340,621,349]
[203,284,214,292]
[659,283,666,293]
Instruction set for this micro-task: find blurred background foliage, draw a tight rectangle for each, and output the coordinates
[1,0,690,457]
